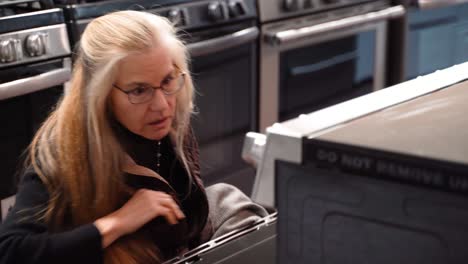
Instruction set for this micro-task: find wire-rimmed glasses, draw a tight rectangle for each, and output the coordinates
[113,70,186,104]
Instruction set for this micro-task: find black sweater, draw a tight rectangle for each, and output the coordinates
[0,130,211,264]
[0,172,103,264]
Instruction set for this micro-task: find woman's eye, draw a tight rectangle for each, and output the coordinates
[129,86,148,96]
[162,76,174,86]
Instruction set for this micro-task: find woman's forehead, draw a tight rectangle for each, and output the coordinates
[117,46,174,84]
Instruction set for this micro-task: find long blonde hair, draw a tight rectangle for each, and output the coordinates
[29,11,195,263]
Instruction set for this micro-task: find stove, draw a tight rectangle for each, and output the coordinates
[0,0,71,221]
[0,0,70,71]
[256,0,405,131]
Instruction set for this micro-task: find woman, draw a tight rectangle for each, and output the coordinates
[0,11,213,264]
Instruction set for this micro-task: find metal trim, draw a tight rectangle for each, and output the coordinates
[0,24,71,68]
[0,58,71,100]
[418,0,468,9]
[265,5,405,46]
[187,27,259,57]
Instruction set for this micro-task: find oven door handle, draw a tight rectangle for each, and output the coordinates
[265,5,405,46]
[0,67,71,101]
[187,27,259,57]
[417,0,468,9]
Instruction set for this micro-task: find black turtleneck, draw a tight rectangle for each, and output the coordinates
[115,125,205,258]
[116,125,192,204]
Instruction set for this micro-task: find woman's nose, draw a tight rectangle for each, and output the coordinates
[149,89,169,112]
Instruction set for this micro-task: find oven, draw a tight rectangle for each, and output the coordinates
[185,2,258,195]
[243,62,468,263]
[0,4,71,221]
[61,0,259,195]
[258,0,405,131]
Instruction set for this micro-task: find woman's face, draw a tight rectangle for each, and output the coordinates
[110,44,178,140]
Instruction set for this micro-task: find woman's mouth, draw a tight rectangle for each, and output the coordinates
[148,117,169,127]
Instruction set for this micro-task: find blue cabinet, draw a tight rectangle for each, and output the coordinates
[406,4,468,79]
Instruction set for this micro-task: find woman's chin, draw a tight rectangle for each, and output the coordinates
[142,127,171,141]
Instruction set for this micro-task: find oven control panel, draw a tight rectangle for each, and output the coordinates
[259,0,386,22]
[0,35,49,64]
[0,24,70,68]
[206,0,250,21]
[149,0,257,31]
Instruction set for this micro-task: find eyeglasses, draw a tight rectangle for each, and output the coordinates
[113,71,186,104]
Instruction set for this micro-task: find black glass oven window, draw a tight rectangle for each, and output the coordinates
[279,30,376,121]
[0,60,64,199]
[191,43,257,193]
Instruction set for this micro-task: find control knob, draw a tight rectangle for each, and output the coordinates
[0,38,22,63]
[167,8,185,26]
[228,0,247,18]
[25,33,48,57]
[208,1,228,21]
[283,0,299,12]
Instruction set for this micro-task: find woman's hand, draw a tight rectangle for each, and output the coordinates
[94,189,185,248]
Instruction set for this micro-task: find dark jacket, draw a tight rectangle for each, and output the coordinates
[0,127,213,264]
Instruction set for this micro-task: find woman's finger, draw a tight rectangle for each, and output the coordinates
[158,196,185,220]
[157,205,179,225]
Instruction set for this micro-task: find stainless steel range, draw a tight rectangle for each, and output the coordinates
[257,0,405,131]
[0,0,72,221]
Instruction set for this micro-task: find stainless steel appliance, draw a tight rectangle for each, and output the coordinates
[61,0,259,194]
[243,61,468,263]
[164,213,277,264]
[186,0,258,194]
[0,1,71,221]
[257,0,405,131]
[413,0,468,9]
